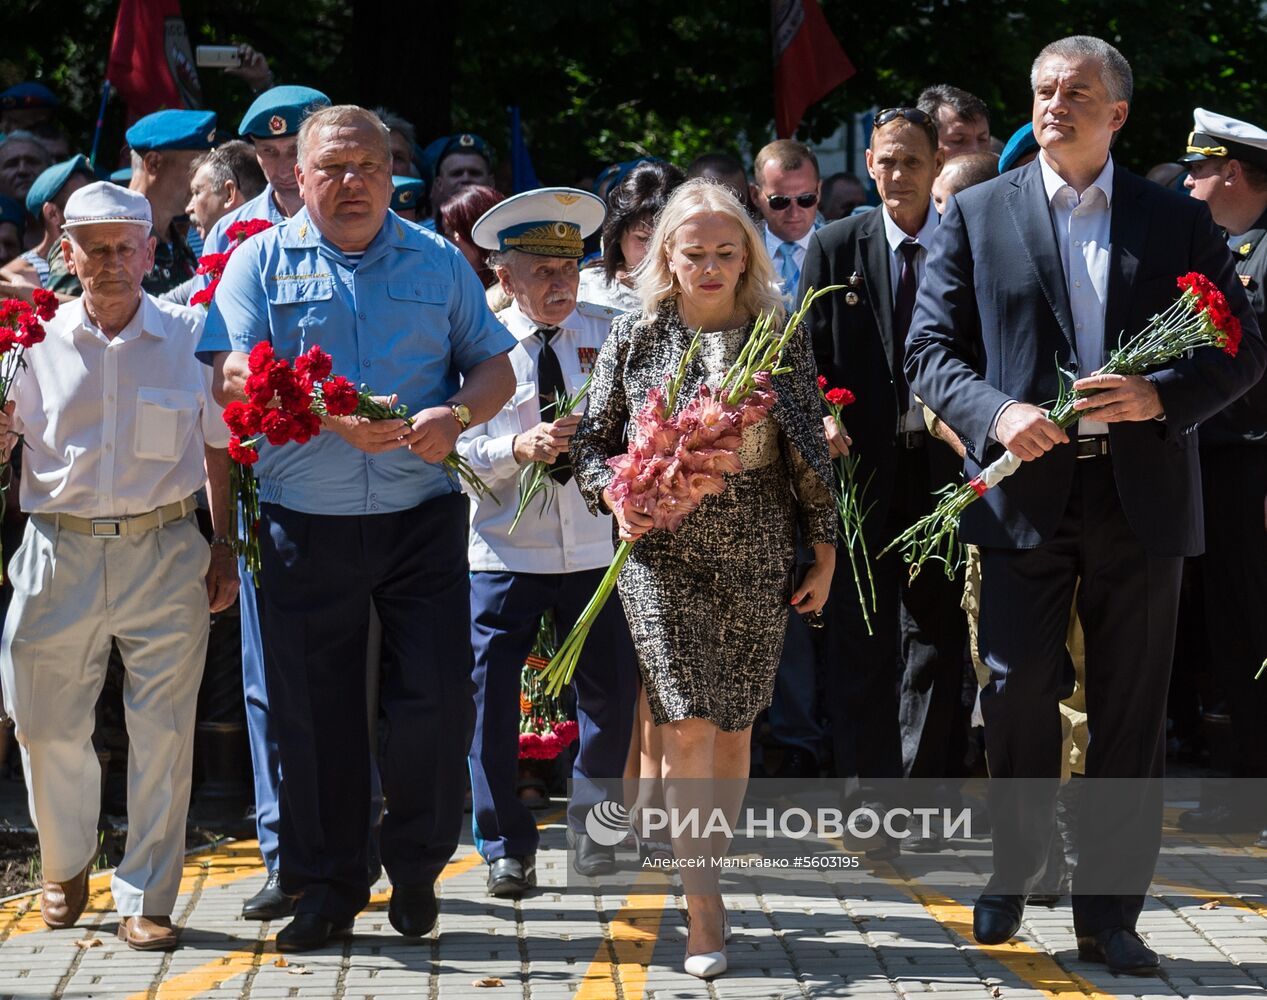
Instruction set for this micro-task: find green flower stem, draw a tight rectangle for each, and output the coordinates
[541,540,633,696]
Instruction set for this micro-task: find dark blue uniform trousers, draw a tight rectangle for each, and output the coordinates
[469,567,637,862]
[238,557,281,873]
[258,494,475,924]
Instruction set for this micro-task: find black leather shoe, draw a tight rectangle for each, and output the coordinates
[972,894,1024,945]
[487,856,536,898]
[571,832,616,877]
[1027,889,1063,909]
[905,829,943,854]
[1077,927,1160,975]
[242,870,297,921]
[1178,803,1254,833]
[388,882,438,937]
[275,913,353,953]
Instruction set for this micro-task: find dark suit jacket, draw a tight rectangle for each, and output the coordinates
[905,158,1266,556]
[1201,204,1267,447]
[801,207,957,540]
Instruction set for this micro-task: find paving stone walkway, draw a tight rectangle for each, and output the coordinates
[1,804,1265,999]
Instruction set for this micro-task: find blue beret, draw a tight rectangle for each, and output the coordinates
[109,166,133,186]
[126,109,217,152]
[419,133,494,185]
[593,158,660,196]
[0,82,58,112]
[999,122,1039,174]
[0,195,25,234]
[25,154,94,216]
[391,175,425,213]
[238,85,330,139]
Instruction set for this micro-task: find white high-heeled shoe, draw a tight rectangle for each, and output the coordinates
[683,912,730,979]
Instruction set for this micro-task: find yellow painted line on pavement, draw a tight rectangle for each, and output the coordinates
[575,875,669,1000]
[1153,875,1267,917]
[128,810,567,1000]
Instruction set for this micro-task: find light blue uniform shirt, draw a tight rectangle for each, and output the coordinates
[198,207,515,516]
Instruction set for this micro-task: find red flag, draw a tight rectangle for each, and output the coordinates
[771,0,855,138]
[107,0,202,121]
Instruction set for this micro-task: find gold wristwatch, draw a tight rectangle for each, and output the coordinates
[448,402,472,430]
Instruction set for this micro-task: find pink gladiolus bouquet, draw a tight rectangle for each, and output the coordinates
[541,285,842,696]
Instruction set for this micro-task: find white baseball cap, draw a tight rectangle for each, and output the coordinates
[61,181,153,231]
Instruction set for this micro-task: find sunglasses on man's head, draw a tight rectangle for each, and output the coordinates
[873,107,934,128]
[765,192,819,211]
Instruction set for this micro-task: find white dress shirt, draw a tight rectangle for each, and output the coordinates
[881,199,940,432]
[458,300,616,574]
[12,295,228,518]
[1039,151,1113,437]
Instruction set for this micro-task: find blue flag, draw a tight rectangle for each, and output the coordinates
[510,106,541,193]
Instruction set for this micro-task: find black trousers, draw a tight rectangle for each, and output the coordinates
[977,457,1182,935]
[1200,445,1267,792]
[823,443,965,792]
[257,494,476,924]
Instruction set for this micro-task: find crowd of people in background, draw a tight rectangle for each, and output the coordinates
[0,31,1264,985]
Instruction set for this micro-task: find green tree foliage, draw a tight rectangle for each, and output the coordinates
[3,0,1266,179]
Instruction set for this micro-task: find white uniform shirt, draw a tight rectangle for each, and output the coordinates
[13,295,229,518]
[458,300,616,574]
[1040,151,1113,437]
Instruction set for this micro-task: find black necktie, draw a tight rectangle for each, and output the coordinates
[892,239,921,413]
[536,327,571,484]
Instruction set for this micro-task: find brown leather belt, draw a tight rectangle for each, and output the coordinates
[40,496,199,537]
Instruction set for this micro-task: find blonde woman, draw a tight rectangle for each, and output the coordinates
[572,179,836,979]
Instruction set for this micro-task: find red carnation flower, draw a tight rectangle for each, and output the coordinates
[552,719,579,746]
[228,218,274,245]
[277,381,313,416]
[260,409,297,446]
[14,314,44,348]
[825,386,856,407]
[247,341,276,375]
[294,345,333,382]
[321,376,360,416]
[31,288,57,322]
[243,372,274,408]
[228,435,260,466]
[189,280,218,307]
[817,375,828,390]
[0,327,16,354]
[290,410,322,444]
[223,401,263,437]
[195,252,230,278]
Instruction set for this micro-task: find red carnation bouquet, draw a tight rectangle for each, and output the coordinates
[223,342,328,572]
[883,271,1246,579]
[518,612,579,761]
[190,219,274,307]
[0,289,59,579]
[818,378,877,635]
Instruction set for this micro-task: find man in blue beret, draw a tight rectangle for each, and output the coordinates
[0,195,24,264]
[4,154,93,287]
[0,130,53,204]
[998,122,1040,174]
[201,85,331,257]
[0,81,58,133]
[420,133,495,231]
[200,104,515,952]
[390,175,424,222]
[46,109,216,297]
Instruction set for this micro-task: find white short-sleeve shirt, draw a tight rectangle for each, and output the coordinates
[12,294,229,518]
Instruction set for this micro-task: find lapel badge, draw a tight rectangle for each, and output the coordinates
[1238,241,1253,257]
[576,346,598,374]
[1241,274,1253,287]
[847,272,863,288]
[845,291,860,306]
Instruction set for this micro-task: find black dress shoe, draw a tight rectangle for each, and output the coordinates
[487,856,536,898]
[1077,927,1160,975]
[972,894,1024,945]
[388,882,438,937]
[905,828,943,854]
[242,870,297,921]
[275,913,353,953]
[1178,803,1255,833]
[571,832,616,877]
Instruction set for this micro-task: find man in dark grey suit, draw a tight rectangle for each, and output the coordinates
[906,36,1265,974]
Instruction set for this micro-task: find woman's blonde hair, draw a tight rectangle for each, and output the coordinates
[633,178,785,326]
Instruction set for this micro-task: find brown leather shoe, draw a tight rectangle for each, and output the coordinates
[40,865,91,929]
[117,915,178,951]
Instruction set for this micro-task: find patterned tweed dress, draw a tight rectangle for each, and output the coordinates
[573,300,836,731]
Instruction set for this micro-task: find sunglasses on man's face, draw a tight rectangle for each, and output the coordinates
[765,192,819,211]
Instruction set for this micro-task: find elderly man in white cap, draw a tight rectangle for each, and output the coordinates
[1177,108,1267,841]
[0,181,237,950]
[459,188,638,896]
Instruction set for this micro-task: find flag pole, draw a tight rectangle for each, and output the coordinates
[89,80,111,170]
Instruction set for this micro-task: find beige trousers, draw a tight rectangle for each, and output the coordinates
[0,514,209,917]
